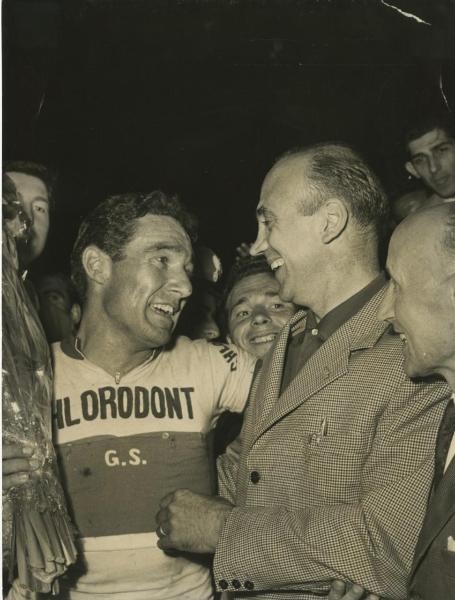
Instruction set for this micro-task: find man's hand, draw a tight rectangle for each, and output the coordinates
[155,489,233,554]
[328,580,380,600]
[2,443,39,491]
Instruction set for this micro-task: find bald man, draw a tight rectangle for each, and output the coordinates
[156,143,450,599]
[378,202,455,600]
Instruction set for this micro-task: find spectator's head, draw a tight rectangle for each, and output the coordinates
[3,161,54,265]
[378,202,455,382]
[250,142,389,310]
[36,273,81,343]
[71,191,197,349]
[405,114,455,199]
[224,256,297,358]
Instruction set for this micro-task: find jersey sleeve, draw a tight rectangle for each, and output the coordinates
[207,342,256,418]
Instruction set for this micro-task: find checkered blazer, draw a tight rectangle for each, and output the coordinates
[214,286,451,600]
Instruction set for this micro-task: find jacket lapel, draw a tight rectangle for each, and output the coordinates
[410,457,455,580]
[254,287,389,442]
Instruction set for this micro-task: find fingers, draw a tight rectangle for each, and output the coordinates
[2,444,40,491]
[2,443,35,460]
[328,580,348,600]
[328,581,369,600]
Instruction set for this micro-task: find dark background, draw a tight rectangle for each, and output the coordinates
[3,0,455,277]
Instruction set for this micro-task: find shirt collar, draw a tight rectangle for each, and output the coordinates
[302,273,387,341]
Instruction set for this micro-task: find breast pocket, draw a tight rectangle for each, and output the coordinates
[307,434,370,503]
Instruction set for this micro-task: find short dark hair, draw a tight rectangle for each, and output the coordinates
[220,255,274,339]
[3,160,56,206]
[280,142,390,239]
[404,113,455,154]
[71,191,198,300]
[223,255,272,309]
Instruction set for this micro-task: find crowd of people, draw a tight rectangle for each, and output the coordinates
[2,112,455,600]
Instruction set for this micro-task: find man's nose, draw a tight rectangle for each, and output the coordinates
[202,322,220,341]
[171,271,193,299]
[252,308,271,325]
[377,283,394,323]
[429,154,441,174]
[250,225,268,256]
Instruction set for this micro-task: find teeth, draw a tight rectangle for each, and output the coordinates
[153,303,174,315]
[251,334,276,344]
[270,258,284,272]
[400,333,407,342]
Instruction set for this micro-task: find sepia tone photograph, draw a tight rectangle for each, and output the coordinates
[2,1,455,599]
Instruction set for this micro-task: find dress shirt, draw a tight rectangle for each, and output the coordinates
[281,273,386,393]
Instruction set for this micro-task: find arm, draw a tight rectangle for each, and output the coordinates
[213,379,448,599]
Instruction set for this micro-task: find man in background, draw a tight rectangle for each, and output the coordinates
[404,114,455,203]
[378,202,455,600]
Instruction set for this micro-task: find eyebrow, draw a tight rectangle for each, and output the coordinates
[256,206,275,218]
[412,141,453,158]
[145,243,187,253]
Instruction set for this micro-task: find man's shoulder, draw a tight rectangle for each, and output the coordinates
[170,336,255,372]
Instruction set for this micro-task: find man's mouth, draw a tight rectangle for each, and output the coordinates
[399,333,407,344]
[150,303,176,317]
[270,258,284,272]
[250,333,277,345]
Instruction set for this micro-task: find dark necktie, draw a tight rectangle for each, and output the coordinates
[433,398,455,490]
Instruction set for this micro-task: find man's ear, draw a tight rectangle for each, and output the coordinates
[321,199,348,244]
[70,303,82,327]
[405,161,420,179]
[82,245,111,289]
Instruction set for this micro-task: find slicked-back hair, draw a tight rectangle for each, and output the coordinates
[3,160,56,207]
[405,113,455,154]
[280,142,390,240]
[71,191,198,301]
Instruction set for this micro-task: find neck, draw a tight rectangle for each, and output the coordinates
[309,259,380,320]
[77,306,157,377]
[441,366,455,396]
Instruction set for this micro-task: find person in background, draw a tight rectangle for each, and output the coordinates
[404,113,455,203]
[378,202,455,600]
[3,160,54,268]
[36,272,82,343]
[175,246,222,341]
[155,142,450,600]
[214,255,297,456]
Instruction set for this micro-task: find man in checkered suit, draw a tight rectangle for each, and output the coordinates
[156,143,450,599]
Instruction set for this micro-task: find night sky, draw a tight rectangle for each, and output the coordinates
[3,0,455,278]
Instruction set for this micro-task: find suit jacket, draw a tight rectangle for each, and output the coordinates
[408,457,455,600]
[214,286,450,600]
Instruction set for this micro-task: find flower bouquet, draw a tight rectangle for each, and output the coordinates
[2,176,77,593]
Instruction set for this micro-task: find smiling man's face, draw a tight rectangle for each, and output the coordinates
[249,157,323,308]
[378,209,455,379]
[226,272,296,358]
[100,214,193,350]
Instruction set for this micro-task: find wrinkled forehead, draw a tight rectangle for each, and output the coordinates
[5,171,49,201]
[227,272,279,310]
[408,128,453,154]
[133,214,193,255]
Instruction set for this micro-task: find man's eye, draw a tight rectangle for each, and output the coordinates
[34,204,48,214]
[236,310,249,319]
[156,256,168,264]
[412,157,426,167]
[271,303,284,310]
[437,145,449,154]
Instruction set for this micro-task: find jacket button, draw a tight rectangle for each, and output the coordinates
[250,470,260,484]
[218,580,228,590]
[244,580,255,590]
[232,579,241,589]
